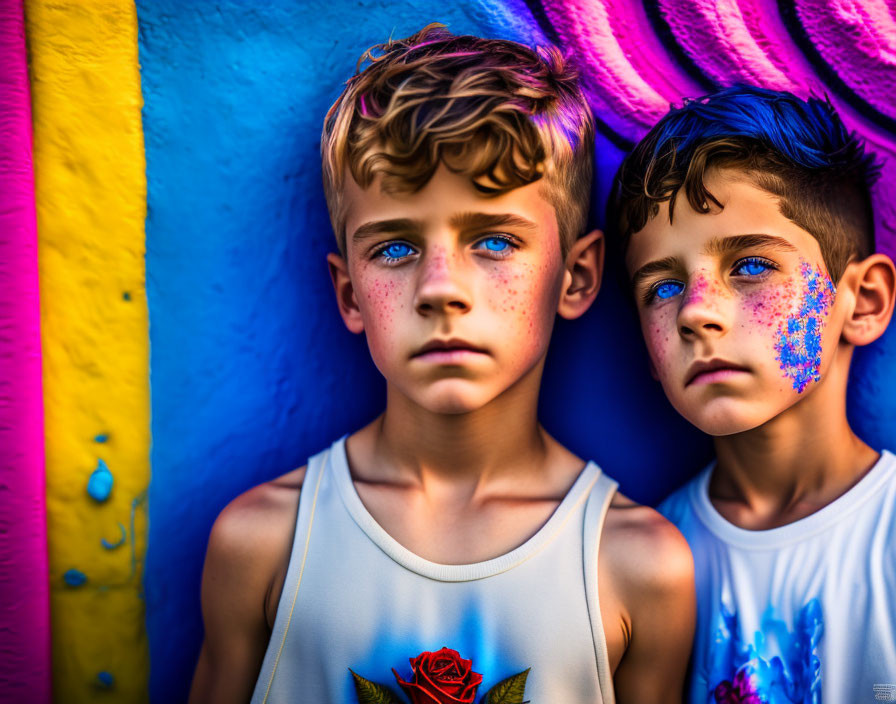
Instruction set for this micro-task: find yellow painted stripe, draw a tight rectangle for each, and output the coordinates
[27,1,150,701]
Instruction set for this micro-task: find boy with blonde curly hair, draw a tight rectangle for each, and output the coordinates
[190,25,694,704]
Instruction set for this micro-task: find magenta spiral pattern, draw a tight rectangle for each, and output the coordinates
[536,0,896,257]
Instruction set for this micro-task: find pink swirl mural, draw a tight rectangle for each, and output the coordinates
[537,0,896,257]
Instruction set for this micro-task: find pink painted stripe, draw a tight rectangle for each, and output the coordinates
[0,0,50,701]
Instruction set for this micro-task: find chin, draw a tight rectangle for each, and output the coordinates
[428,400,482,415]
[678,400,773,437]
[415,381,496,415]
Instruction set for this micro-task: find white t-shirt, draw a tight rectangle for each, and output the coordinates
[659,450,896,704]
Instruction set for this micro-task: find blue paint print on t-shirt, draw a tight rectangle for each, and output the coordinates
[706,599,823,704]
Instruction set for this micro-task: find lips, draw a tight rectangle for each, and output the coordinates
[685,358,750,386]
[412,338,489,360]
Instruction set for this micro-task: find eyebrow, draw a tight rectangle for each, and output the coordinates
[631,257,681,288]
[450,212,539,233]
[351,218,421,243]
[630,233,799,288]
[705,234,799,256]
[351,212,540,244]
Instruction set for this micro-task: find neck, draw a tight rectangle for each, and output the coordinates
[367,360,550,487]
[711,343,878,524]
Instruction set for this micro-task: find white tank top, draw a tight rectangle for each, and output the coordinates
[659,450,896,704]
[250,436,618,704]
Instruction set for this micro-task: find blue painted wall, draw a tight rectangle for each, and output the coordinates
[138,1,896,701]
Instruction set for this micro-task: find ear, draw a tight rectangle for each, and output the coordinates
[557,229,604,320]
[327,252,365,334]
[840,253,896,346]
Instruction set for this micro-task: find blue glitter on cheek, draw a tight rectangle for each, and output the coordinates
[774,262,836,393]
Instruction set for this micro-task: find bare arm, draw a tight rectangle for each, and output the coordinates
[602,504,696,704]
[189,471,303,704]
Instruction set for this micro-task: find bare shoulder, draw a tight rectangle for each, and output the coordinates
[601,492,694,594]
[189,466,306,704]
[599,492,695,702]
[207,466,306,573]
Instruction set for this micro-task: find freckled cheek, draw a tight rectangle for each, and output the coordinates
[355,272,406,327]
[642,307,675,373]
[487,262,558,355]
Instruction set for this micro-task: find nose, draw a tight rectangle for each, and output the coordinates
[414,247,472,316]
[676,277,729,340]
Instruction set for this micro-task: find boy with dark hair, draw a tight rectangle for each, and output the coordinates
[613,85,896,704]
[189,25,694,704]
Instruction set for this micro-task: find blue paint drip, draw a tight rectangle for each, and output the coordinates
[63,569,87,587]
[94,433,109,443]
[96,671,115,688]
[775,262,836,393]
[101,522,128,550]
[87,459,114,501]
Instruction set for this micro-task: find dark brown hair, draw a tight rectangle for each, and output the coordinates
[612,86,879,283]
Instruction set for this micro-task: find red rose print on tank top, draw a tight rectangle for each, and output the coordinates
[350,647,529,703]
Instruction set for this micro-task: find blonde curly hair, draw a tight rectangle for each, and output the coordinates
[321,24,594,255]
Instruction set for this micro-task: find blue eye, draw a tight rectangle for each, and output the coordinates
[733,257,775,277]
[377,242,415,262]
[653,281,684,300]
[475,236,514,254]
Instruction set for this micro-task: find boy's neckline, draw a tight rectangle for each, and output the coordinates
[690,449,894,549]
[328,435,602,581]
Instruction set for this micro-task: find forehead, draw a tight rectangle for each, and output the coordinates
[342,164,559,250]
[626,170,822,270]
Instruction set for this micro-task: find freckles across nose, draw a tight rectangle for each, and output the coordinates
[683,272,725,308]
[423,246,451,276]
[685,273,707,303]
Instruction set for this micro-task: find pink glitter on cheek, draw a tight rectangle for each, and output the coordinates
[744,277,798,329]
[682,270,727,310]
[686,273,709,304]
